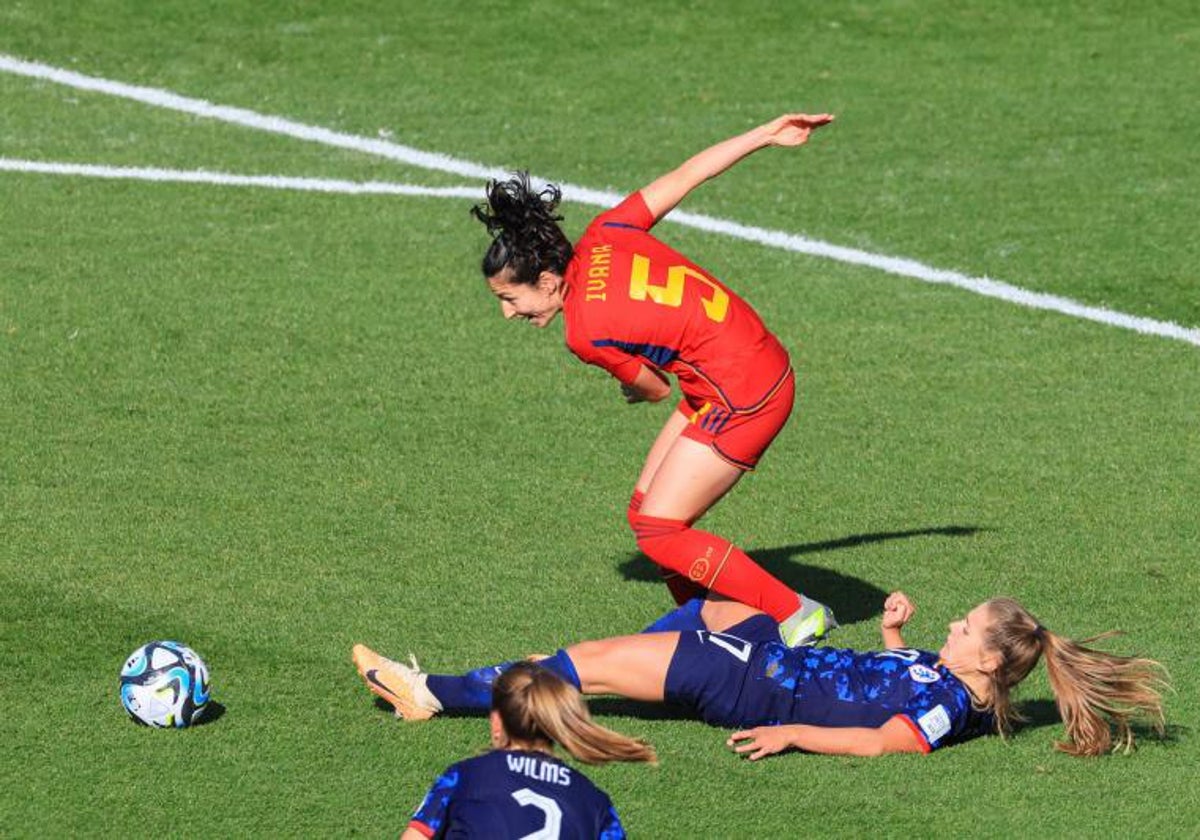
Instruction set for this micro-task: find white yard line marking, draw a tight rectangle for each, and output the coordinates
[2,53,1197,348]
[0,158,481,197]
[664,210,1200,347]
[0,54,507,180]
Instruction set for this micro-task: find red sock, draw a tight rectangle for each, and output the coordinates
[631,513,801,621]
[628,491,704,604]
[658,568,708,606]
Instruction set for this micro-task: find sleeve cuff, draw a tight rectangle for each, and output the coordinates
[893,714,933,754]
[407,820,436,838]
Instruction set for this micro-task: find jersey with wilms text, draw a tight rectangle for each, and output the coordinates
[408,749,625,839]
[562,192,790,413]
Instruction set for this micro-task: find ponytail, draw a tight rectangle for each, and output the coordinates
[984,598,1167,756]
[492,662,657,765]
[471,173,573,284]
[1039,630,1167,756]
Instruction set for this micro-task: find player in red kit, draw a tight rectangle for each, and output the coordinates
[472,114,835,646]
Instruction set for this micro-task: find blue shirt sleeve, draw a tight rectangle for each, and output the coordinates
[409,764,461,836]
[895,656,988,751]
[599,800,626,840]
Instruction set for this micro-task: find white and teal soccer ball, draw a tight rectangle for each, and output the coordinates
[119,641,211,728]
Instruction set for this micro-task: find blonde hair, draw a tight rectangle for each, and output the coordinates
[493,662,657,765]
[982,598,1168,756]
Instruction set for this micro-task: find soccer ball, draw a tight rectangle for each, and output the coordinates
[119,640,211,728]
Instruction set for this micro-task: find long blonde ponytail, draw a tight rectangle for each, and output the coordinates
[493,662,657,765]
[984,598,1167,755]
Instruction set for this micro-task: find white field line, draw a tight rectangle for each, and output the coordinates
[0,158,481,198]
[2,53,1197,348]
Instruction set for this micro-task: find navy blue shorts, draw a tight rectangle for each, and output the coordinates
[663,614,793,728]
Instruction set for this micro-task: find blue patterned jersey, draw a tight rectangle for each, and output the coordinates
[409,749,625,839]
[664,616,994,752]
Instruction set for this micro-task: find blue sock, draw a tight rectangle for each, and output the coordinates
[424,650,582,712]
[641,597,708,633]
[536,649,582,690]
[426,661,516,712]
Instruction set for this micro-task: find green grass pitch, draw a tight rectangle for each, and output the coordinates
[1,1,1197,836]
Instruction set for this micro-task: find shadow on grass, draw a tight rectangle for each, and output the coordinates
[371,696,467,719]
[1139,723,1188,747]
[1014,700,1185,750]
[375,696,739,724]
[194,701,226,726]
[1015,698,1060,731]
[617,525,986,624]
[372,697,398,716]
[370,698,502,722]
[586,698,699,722]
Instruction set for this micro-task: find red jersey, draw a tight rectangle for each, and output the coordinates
[562,192,790,412]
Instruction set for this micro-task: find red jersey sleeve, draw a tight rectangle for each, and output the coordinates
[568,337,645,385]
[590,191,656,231]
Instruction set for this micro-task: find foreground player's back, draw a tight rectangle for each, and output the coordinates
[409,748,623,839]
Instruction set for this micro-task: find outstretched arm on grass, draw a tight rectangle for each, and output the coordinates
[727,716,925,759]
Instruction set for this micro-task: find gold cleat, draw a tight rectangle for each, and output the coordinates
[352,644,442,721]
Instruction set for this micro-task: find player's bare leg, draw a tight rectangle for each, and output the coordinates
[635,436,836,645]
[628,410,713,603]
[565,633,678,701]
[639,434,742,522]
[698,595,763,632]
[633,409,691,496]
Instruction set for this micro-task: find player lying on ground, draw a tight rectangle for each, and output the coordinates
[471,113,837,646]
[399,661,653,840]
[355,593,1166,757]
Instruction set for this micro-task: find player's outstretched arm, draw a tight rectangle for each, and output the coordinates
[638,113,834,223]
[727,717,924,759]
[881,591,915,649]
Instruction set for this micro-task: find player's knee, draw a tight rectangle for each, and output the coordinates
[634,529,665,560]
[630,512,690,572]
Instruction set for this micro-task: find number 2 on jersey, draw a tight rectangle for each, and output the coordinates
[511,788,562,840]
[629,254,729,323]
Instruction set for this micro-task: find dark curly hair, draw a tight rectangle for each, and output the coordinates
[471,172,574,285]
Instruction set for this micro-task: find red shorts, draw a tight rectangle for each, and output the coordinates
[678,368,795,470]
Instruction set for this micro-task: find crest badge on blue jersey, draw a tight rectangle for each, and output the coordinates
[908,663,941,683]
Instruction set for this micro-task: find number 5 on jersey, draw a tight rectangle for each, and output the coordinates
[629,254,729,323]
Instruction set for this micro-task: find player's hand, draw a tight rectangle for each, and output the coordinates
[760,113,834,147]
[881,591,915,630]
[620,383,646,403]
[727,727,794,761]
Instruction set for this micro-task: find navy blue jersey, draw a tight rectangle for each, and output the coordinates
[664,615,994,752]
[409,749,625,839]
